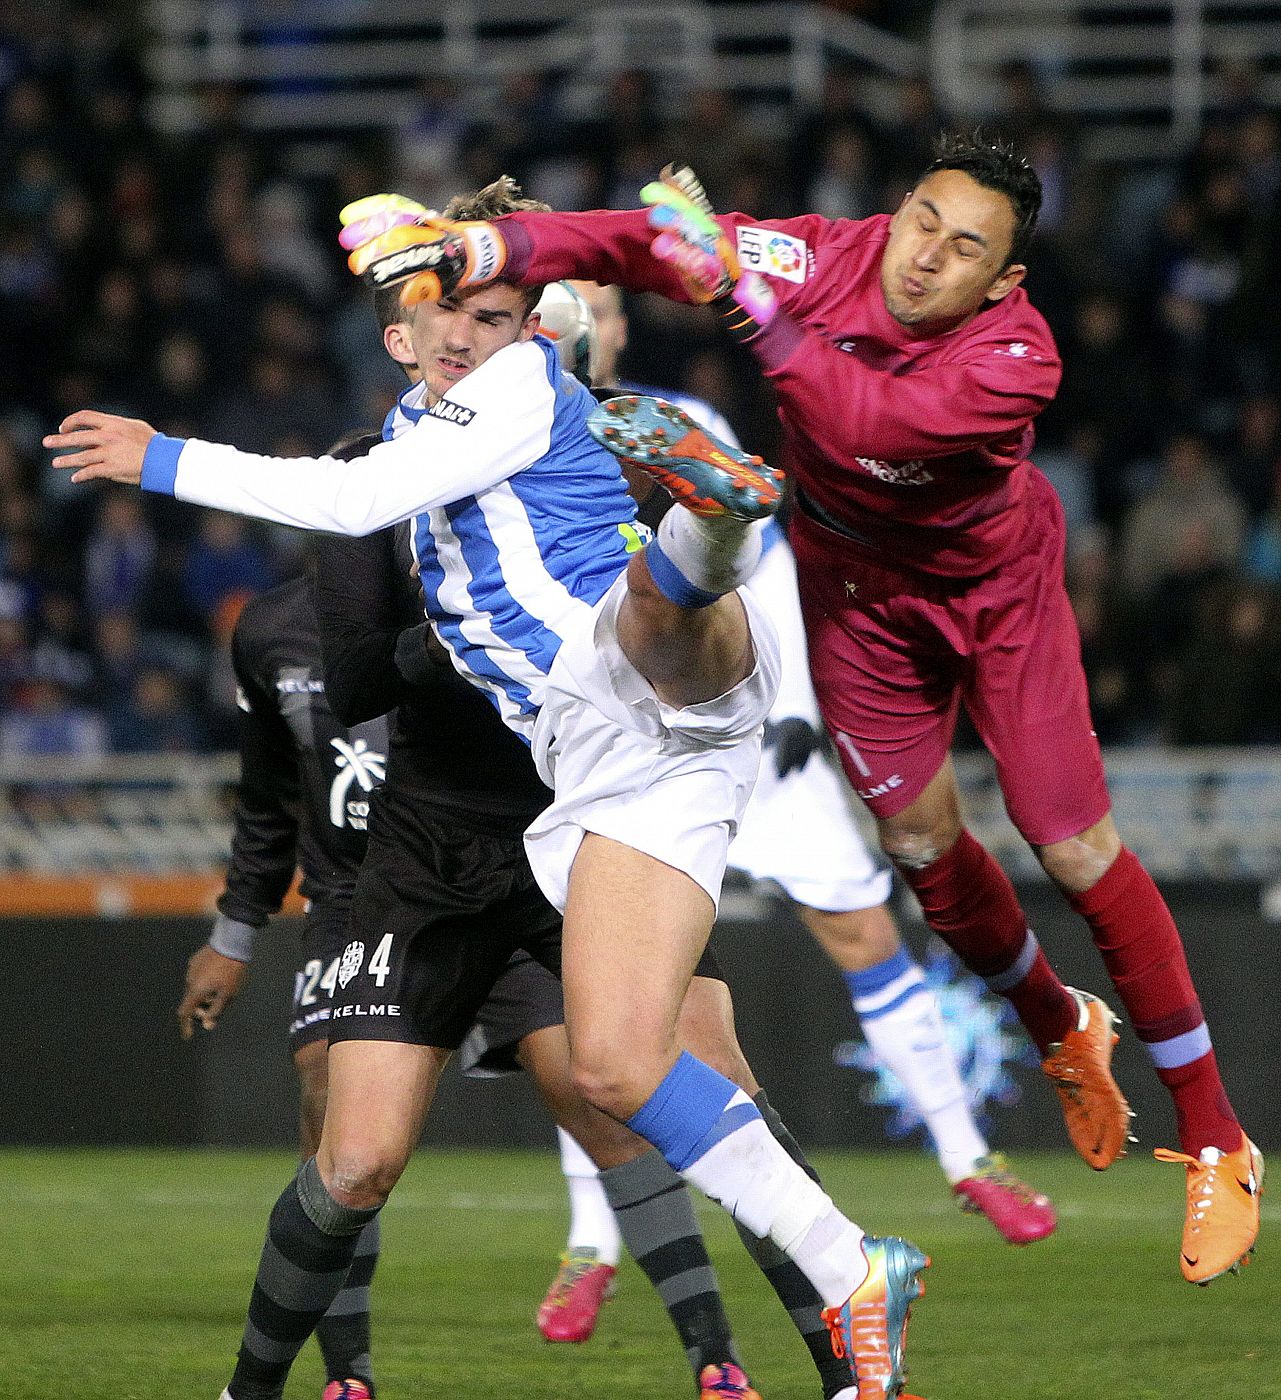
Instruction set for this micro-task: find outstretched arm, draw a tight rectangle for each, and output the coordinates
[46,340,557,533]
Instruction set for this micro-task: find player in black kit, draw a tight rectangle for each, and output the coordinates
[182,438,767,1400]
[177,563,389,1399]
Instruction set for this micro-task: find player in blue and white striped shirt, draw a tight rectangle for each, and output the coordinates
[49,178,929,1400]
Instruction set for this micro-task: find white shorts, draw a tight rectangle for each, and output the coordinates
[728,746,892,912]
[525,573,780,913]
[724,534,892,913]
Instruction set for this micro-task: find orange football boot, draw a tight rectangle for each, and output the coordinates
[1155,1131,1264,1284]
[1041,988,1134,1169]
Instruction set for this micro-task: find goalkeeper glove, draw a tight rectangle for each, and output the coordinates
[640,164,778,334]
[763,716,828,779]
[339,193,509,308]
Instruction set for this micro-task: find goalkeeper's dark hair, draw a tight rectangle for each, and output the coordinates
[920,131,1042,266]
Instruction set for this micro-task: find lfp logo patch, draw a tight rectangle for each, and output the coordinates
[737,226,808,283]
[834,945,1038,1141]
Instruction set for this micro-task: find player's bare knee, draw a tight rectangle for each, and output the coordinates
[569,1050,656,1123]
[1036,825,1122,895]
[318,1148,406,1210]
[879,815,962,872]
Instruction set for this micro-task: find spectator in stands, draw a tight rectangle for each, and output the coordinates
[0,676,105,761]
[807,124,878,221]
[1121,432,1247,599]
[181,513,275,627]
[1226,393,1281,522]
[1169,582,1281,744]
[29,589,94,699]
[109,666,207,753]
[396,75,469,210]
[83,491,156,618]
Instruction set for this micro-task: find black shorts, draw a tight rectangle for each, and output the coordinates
[459,943,728,1078]
[288,904,353,1053]
[328,787,561,1050]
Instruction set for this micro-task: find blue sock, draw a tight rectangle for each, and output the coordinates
[843,946,927,1020]
[643,538,722,609]
[627,1052,763,1171]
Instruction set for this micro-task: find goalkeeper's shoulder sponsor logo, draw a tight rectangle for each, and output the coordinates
[736,226,808,283]
[428,397,476,426]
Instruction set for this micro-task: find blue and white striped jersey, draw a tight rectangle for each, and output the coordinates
[140,335,642,743]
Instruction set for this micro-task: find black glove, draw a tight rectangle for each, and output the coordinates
[763,716,827,779]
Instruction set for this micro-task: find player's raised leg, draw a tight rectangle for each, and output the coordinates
[220,1042,447,1400]
[562,835,928,1400]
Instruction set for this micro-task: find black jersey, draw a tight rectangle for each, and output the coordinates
[313,521,551,821]
[218,576,389,927]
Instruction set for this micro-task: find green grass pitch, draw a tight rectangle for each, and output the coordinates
[1,1148,1276,1399]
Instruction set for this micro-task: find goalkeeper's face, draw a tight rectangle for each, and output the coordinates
[880,169,1027,331]
[399,283,540,405]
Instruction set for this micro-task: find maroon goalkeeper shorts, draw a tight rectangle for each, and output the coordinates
[790,475,1110,847]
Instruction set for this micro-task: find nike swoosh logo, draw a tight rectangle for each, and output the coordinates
[1183,1253,1198,1268]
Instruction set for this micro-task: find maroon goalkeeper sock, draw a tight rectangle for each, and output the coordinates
[898,830,1076,1052]
[1067,848,1239,1155]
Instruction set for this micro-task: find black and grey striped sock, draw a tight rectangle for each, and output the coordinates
[316,1215,380,1390]
[600,1150,741,1378]
[733,1091,852,1400]
[227,1158,380,1400]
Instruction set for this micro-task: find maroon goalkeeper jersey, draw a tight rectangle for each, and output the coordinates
[501,208,1062,578]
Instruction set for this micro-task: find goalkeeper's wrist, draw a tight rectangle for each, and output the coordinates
[209,913,259,963]
[718,272,778,343]
[457,222,507,285]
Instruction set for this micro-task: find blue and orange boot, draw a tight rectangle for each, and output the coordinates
[698,1362,762,1399]
[588,395,784,520]
[820,1235,930,1400]
[321,1382,373,1400]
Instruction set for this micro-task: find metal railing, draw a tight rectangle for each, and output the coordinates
[932,0,1281,162]
[3,748,1281,881]
[145,1,921,135]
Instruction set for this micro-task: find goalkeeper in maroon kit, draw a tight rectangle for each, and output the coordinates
[340,132,1261,1285]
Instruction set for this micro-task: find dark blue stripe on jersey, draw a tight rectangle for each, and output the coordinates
[140,434,185,495]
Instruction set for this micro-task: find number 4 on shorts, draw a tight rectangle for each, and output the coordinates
[367,933,393,988]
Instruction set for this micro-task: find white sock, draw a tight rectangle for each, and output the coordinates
[854,979,988,1184]
[656,508,765,596]
[558,1127,621,1265]
[680,1091,868,1307]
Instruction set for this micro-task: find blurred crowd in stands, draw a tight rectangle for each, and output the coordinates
[2,5,1281,761]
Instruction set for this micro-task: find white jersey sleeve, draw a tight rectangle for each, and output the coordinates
[140,340,555,535]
